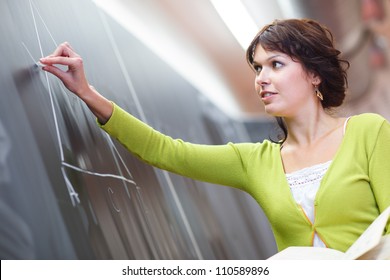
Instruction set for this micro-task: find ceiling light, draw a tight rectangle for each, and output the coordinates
[210,0,259,50]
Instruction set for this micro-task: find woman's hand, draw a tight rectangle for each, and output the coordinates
[41,42,113,124]
[40,42,90,98]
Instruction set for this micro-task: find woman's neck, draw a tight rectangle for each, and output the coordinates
[282,110,342,148]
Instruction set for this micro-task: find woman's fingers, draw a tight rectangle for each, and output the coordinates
[41,42,78,64]
[39,55,83,70]
[41,64,67,82]
[40,42,89,96]
[51,42,76,57]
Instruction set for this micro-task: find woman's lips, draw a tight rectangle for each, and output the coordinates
[260,91,277,100]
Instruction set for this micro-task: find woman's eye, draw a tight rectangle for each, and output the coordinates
[254,65,262,73]
[273,61,283,68]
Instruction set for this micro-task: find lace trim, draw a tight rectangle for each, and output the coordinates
[286,161,331,188]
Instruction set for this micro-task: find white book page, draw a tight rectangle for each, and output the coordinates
[344,206,390,259]
[268,247,345,260]
[357,235,390,260]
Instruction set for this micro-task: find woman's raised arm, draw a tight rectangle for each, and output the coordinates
[40,42,248,190]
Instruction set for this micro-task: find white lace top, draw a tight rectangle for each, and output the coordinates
[286,161,331,247]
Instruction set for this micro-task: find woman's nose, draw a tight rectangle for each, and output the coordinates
[255,70,270,86]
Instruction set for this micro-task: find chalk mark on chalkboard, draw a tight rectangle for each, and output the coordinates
[108,187,121,213]
[30,0,57,47]
[21,42,38,65]
[62,162,135,185]
[27,0,140,206]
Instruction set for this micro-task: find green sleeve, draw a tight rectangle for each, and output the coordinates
[368,118,390,234]
[99,103,248,189]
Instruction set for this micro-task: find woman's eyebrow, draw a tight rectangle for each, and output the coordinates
[253,54,284,65]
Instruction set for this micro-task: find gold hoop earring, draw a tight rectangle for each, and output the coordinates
[315,86,324,101]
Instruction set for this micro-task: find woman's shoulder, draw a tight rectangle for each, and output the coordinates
[231,139,280,158]
[350,112,387,124]
[348,113,388,131]
[347,113,389,143]
[232,139,279,148]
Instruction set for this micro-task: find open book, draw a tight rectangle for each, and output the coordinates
[268,206,390,260]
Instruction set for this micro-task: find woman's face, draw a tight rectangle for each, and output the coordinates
[253,44,318,117]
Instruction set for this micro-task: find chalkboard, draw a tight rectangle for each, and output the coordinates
[0,0,276,259]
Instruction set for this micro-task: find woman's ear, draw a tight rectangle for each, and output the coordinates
[309,71,322,85]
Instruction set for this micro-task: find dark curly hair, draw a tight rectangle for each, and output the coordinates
[246,19,350,143]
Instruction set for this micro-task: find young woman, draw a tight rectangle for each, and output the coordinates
[40,19,390,253]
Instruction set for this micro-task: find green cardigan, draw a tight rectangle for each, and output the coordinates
[101,103,390,252]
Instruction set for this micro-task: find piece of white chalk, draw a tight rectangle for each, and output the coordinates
[35,61,45,67]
